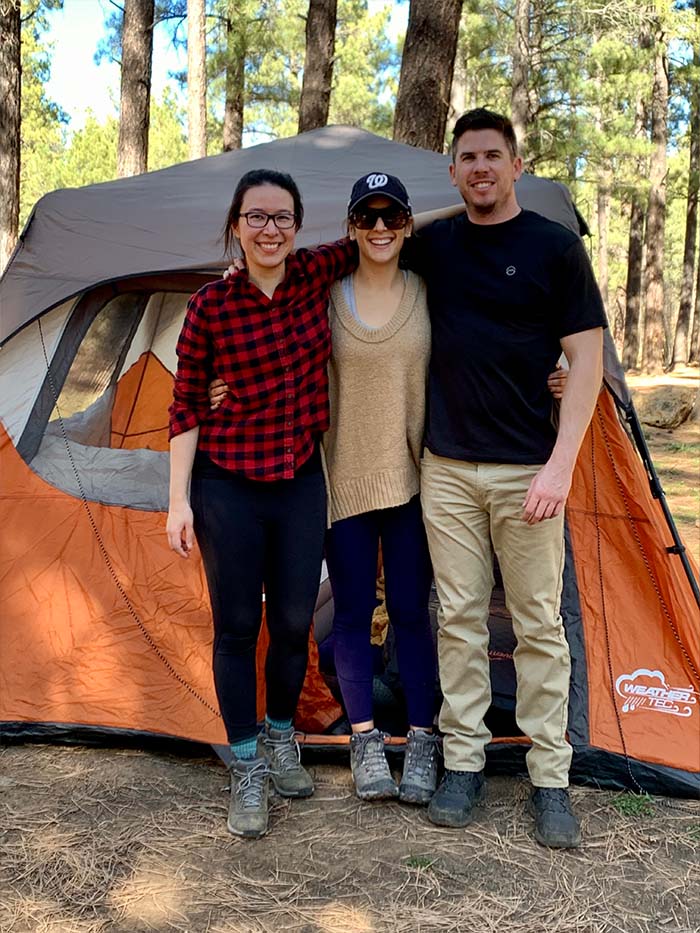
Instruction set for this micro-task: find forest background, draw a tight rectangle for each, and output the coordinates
[1,0,699,374]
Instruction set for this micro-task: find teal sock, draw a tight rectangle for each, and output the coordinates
[266,716,292,733]
[231,735,258,760]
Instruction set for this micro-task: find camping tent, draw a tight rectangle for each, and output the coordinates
[1,126,698,796]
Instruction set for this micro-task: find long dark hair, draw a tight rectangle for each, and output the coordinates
[222,169,304,256]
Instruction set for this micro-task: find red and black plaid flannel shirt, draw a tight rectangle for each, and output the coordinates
[169,239,357,480]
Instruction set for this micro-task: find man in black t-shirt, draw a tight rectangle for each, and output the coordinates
[418,109,606,848]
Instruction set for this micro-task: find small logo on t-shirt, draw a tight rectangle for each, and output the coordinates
[506,265,516,276]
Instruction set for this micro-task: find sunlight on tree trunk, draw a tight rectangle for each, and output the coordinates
[298,0,337,134]
[187,0,207,160]
[393,0,464,152]
[117,0,154,177]
[0,0,20,273]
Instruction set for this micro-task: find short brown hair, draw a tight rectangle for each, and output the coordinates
[451,108,518,160]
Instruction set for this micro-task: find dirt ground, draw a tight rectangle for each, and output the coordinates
[2,372,699,933]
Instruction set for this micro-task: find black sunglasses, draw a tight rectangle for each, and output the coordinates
[350,206,411,230]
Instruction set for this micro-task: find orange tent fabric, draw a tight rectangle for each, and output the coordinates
[0,423,341,743]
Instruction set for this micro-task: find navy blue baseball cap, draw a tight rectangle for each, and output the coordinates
[347,173,412,215]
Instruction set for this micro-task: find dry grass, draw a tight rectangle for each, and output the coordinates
[1,744,699,933]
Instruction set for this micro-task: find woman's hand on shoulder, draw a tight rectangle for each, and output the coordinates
[166,502,195,558]
[547,364,568,400]
[224,257,246,279]
[208,378,229,410]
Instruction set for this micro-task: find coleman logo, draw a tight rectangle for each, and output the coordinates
[615,668,698,718]
[366,173,388,189]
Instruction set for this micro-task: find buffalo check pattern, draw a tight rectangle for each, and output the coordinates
[169,239,357,480]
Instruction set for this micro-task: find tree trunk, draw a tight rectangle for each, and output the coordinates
[690,248,700,363]
[671,34,699,368]
[298,0,337,134]
[117,0,155,177]
[223,11,245,151]
[641,24,668,373]
[0,0,21,272]
[393,0,464,152]
[622,197,646,370]
[510,0,530,159]
[187,0,207,160]
[448,51,466,125]
[597,182,610,313]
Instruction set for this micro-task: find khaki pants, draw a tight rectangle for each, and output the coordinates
[420,450,572,787]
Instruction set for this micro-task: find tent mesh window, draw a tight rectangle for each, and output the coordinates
[47,292,148,449]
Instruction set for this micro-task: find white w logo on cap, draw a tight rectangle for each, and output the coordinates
[366,173,388,189]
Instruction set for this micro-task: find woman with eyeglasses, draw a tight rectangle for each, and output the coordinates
[167,169,357,839]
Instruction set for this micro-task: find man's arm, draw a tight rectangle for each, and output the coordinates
[522,327,604,524]
[412,202,465,231]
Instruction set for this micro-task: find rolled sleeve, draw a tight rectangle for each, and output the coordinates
[168,293,212,440]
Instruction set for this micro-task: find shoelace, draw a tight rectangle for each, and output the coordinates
[235,760,270,808]
[263,731,301,771]
[353,731,391,777]
[405,733,441,781]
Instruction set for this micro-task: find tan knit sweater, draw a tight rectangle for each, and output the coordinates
[323,270,431,524]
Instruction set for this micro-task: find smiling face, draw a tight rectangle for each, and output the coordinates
[231,184,297,281]
[449,128,523,224]
[348,195,412,267]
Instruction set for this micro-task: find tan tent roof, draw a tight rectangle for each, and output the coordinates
[0,125,582,346]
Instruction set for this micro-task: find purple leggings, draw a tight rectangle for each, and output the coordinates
[325,496,436,728]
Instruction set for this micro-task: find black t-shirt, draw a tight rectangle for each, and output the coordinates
[411,209,607,465]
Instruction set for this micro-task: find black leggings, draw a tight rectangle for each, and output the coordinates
[191,452,326,743]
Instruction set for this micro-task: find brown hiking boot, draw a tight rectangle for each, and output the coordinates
[258,725,314,798]
[227,757,270,838]
[399,730,441,805]
[349,728,399,801]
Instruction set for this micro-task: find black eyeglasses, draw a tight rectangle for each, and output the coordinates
[350,207,411,230]
[239,211,297,230]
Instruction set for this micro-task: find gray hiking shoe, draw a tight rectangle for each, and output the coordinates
[399,730,441,805]
[529,788,582,848]
[349,728,399,801]
[427,768,485,827]
[258,725,314,798]
[228,757,270,838]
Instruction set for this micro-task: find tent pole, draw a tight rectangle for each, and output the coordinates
[621,402,700,610]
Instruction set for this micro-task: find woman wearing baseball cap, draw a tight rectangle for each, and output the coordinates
[322,171,441,803]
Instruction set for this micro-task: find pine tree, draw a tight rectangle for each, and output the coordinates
[187,0,206,158]
[117,0,155,176]
[393,0,464,151]
[298,0,337,133]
